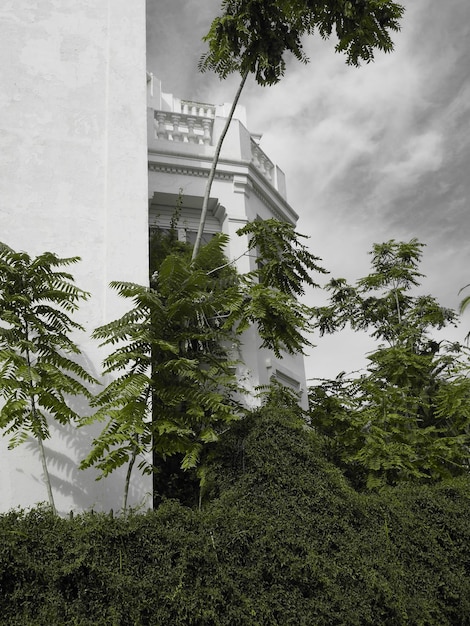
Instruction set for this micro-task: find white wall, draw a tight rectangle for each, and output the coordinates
[0,1,151,514]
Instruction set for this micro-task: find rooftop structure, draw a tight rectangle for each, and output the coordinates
[147,73,308,408]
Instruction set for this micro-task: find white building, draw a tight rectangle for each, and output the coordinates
[147,73,308,407]
[0,2,307,515]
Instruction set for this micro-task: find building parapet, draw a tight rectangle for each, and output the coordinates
[147,73,286,195]
[153,109,214,145]
[149,107,285,197]
[250,137,275,184]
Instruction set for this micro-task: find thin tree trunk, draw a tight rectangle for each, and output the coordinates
[31,391,56,515]
[37,434,57,515]
[123,441,138,514]
[25,332,57,515]
[191,70,249,261]
[123,382,151,514]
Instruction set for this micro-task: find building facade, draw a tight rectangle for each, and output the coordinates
[0,4,307,514]
[0,1,150,514]
[147,74,308,408]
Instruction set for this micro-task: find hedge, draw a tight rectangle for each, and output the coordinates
[1,408,469,625]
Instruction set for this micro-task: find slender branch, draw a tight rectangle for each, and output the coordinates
[123,384,151,514]
[25,328,57,515]
[123,440,138,515]
[191,70,249,262]
[37,434,57,515]
[394,289,402,325]
[206,250,256,275]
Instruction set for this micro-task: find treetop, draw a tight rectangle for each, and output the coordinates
[200,0,405,85]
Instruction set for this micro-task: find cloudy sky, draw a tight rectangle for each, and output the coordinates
[147,0,470,381]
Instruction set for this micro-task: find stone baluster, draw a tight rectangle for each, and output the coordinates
[187,117,197,143]
[201,118,212,145]
[155,112,167,140]
[171,114,182,141]
[251,144,261,169]
[265,161,273,182]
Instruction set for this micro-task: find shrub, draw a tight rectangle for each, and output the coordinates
[1,407,469,625]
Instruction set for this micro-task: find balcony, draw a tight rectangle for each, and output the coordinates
[150,108,278,190]
[153,100,215,145]
[147,75,287,199]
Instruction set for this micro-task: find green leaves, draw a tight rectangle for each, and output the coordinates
[310,239,470,489]
[0,243,95,512]
[0,221,323,509]
[199,0,405,85]
[230,283,314,357]
[237,219,326,297]
[231,219,325,356]
[84,219,322,506]
[83,233,244,505]
[315,239,457,348]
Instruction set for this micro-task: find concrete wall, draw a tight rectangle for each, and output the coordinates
[0,1,151,514]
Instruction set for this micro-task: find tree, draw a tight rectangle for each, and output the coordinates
[310,239,470,489]
[81,218,325,509]
[459,283,470,342]
[0,244,96,514]
[460,286,470,314]
[81,232,241,511]
[192,0,405,258]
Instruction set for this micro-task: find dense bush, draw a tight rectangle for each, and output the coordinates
[1,407,470,625]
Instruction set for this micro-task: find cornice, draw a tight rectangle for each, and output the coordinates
[148,156,299,223]
[148,162,232,182]
[248,166,299,224]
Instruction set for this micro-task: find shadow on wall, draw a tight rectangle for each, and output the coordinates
[22,421,151,517]
[4,349,152,516]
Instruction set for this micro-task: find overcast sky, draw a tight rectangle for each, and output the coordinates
[147,0,470,381]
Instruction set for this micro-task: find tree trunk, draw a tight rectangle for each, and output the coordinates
[191,70,249,261]
[25,335,57,515]
[123,442,138,514]
[37,434,57,515]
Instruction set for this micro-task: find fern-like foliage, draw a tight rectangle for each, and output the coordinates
[233,219,326,356]
[84,219,325,506]
[310,239,470,489]
[238,219,327,297]
[81,233,243,505]
[199,0,405,85]
[0,243,95,511]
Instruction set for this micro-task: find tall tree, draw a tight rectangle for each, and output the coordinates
[82,219,325,509]
[81,232,241,511]
[0,244,95,514]
[192,0,405,258]
[310,239,470,489]
[459,283,470,342]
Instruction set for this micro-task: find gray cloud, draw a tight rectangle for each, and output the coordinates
[147,0,470,379]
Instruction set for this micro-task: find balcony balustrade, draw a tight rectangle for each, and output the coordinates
[150,99,280,192]
[153,108,214,145]
[250,138,274,183]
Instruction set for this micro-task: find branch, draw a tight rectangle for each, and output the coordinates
[191,69,249,261]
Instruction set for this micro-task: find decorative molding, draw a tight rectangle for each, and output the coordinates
[214,203,227,223]
[148,161,297,223]
[148,162,232,182]
[249,178,297,223]
[233,174,252,197]
[153,109,214,144]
